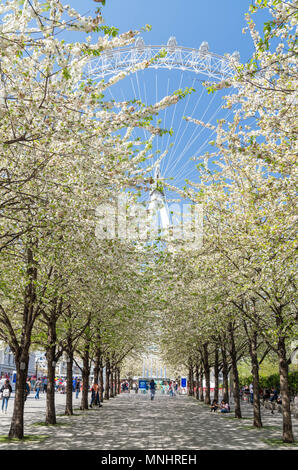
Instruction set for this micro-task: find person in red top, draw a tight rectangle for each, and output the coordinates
[90,382,102,408]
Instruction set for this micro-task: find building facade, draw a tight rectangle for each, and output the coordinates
[0,342,36,379]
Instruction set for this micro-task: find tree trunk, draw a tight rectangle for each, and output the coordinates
[278,335,294,443]
[229,369,234,402]
[64,327,75,416]
[249,331,262,428]
[99,366,104,402]
[203,344,211,405]
[221,345,229,403]
[45,297,63,425]
[9,357,29,439]
[195,363,199,400]
[65,353,73,416]
[214,348,219,403]
[9,247,38,439]
[46,349,57,425]
[113,367,118,396]
[199,368,204,402]
[204,369,210,405]
[110,367,114,398]
[105,360,110,400]
[188,363,194,396]
[93,343,102,386]
[93,359,100,385]
[117,368,121,395]
[228,323,242,419]
[80,345,90,410]
[114,368,117,396]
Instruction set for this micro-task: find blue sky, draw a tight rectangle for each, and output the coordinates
[72,0,270,62]
[103,0,250,58]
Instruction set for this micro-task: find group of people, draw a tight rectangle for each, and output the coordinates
[21,377,43,400]
[209,386,282,416]
[261,387,280,402]
[241,384,254,403]
[210,399,231,413]
[160,381,178,396]
[241,384,282,413]
[148,380,179,400]
[261,387,282,414]
[0,375,104,414]
[74,380,103,408]
[130,380,180,398]
[24,376,48,395]
[121,381,130,393]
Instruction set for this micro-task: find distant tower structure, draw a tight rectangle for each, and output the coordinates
[148,163,170,236]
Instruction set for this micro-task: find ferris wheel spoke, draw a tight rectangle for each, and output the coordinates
[159,76,171,175]
[172,92,221,171]
[163,83,205,177]
[162,74,196,175]
[160,71,184,176]
[174,105,235,185]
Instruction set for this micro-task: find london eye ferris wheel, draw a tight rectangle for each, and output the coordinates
[86,36,239,235]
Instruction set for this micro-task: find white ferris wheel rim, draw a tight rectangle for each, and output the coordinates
[86,37,239,81]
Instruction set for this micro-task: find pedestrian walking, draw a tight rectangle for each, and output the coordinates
[35,378,42,399]
[249,383,253,404]
[243,385,249,402]
[270,387,278,402]
[90,382,98,407]
[149,379,156,401]
[269,387,278,414]
[94,382,102,407]
[1,379,12,413]
[169,382,175,397]
[75,379,81,399]
[89,382,102,407]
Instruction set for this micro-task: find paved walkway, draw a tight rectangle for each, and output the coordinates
[0,392,297,450]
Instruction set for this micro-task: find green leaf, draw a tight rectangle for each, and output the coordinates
[62,68,71,80]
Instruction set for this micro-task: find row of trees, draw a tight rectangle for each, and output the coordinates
[0,0,183,439]
[157,0,297,444]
